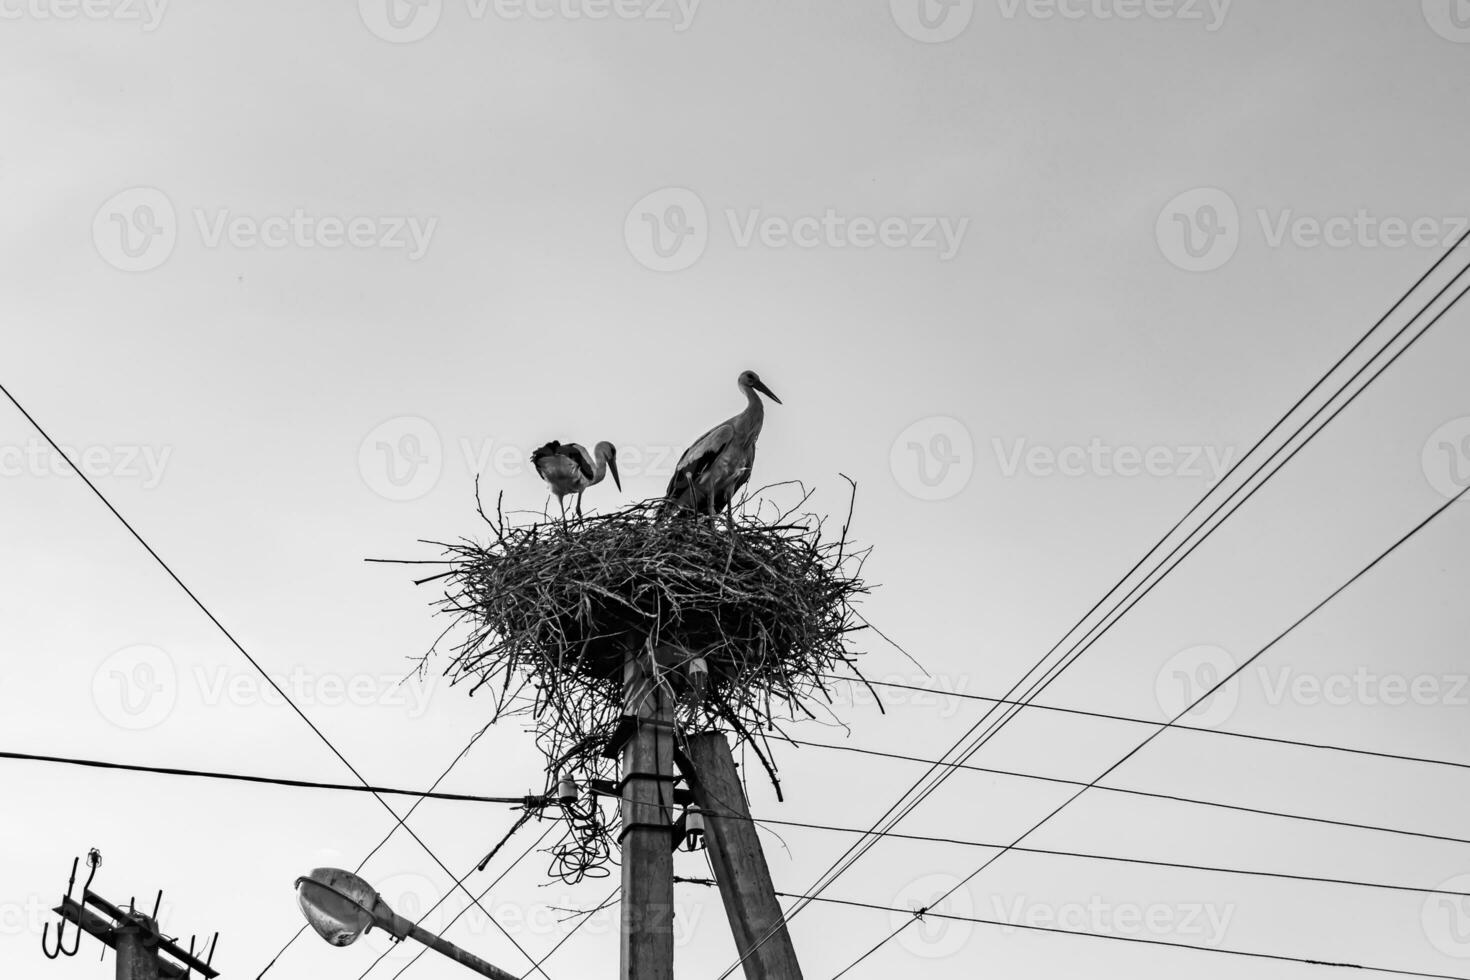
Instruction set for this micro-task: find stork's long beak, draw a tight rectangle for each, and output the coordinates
[753,379,782,404]
[608,453,622,491]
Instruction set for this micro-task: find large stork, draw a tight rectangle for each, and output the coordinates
[664,370,782,517]
[531,440,621,520]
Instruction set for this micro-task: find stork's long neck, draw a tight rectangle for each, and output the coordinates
[741,384,765,436]
[590,447,609,485]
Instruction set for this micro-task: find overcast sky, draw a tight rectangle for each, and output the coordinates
[5,1,1470,978]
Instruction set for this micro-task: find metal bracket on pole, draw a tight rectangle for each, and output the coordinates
[602,713,678,760]
[42,851,221,979]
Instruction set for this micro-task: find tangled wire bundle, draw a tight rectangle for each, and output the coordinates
[420,487,873,877]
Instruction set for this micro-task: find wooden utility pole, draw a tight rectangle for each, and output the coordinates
[618,648,675,980]
[688,732,803,980]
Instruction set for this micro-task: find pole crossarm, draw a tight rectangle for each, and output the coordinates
[53,892,220,979]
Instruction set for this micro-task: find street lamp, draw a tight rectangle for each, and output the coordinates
[295,868,519,980]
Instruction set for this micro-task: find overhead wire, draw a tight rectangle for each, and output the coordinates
[783,739,1470,846]
[256,725,492,978]
[0,747,547,805]
[713,242,1470,979]
[819,674,1470,773]
[580,787,1470,900]
[512,885,622,980]
[831,481,1470,976]
[361,822,556,980]
[676,876,1470,980]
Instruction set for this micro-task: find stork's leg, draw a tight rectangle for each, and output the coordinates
[558,495,567,524]
[576,492,585,520]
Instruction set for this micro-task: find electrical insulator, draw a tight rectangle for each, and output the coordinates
[555,777,579,804]
[688,657,709,693]
[681,808,707,852]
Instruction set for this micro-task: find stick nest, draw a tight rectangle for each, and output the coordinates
[416,486,873,879]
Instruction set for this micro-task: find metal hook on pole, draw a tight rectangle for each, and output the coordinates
[180,929,217,979]
[41,849,100,959]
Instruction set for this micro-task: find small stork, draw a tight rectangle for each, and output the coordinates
[664,370,782,518]
[531,440,622,521]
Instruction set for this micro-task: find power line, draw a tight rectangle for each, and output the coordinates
[0,383,550,979]
[257,724,492,978]
[582,787,1470,900]
[513,885,622,980]
[783,739,1470,846]
[814,268,1470,971]
[1,381,388,799]
[363,822,557,980]
[720,247,1470,978]
[806,234,1470,907]
[894,263,1470,835]
[833,482,1470,977]
[0,748,548,806]
[380,845,614,980]
[675,877,1470,980]
[822,674,1470,773]
[914,265,1470,832]
[35,734,1456,907]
